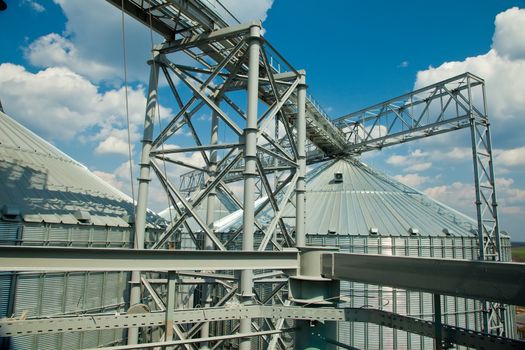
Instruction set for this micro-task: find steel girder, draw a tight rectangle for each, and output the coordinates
[3,305,524,350]
[121,12,309,347]
[321,252,525,307]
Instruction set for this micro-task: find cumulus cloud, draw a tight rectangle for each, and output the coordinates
[492,7,525,60]
[495,146,525,167]
[386,150,433,173]
[424,177,525,220]
[95,135,133,156]
[25,0,275,83]
[25,0,158,83]
[393,173,428,187]
[26,33,115,81]
[22,0,45,12]
[406,162,432,172]
[415,7,525,148]
[208,0,274,23]
[424,182,475,216]
[386,154,407,166]
[396,7,525,237]
[0,63,171,154]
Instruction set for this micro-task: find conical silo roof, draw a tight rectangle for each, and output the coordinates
[0,110,162,226]
[216,157,477,237]
[302,157,476,236]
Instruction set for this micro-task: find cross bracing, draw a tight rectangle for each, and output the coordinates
[0,0,519,349]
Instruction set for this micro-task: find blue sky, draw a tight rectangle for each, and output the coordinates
[1,0,525,240]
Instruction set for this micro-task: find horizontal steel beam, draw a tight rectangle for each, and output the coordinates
[345,308,524,350]
[3,305,522,350]
[0,306,344,336]
[157,21,256,53]
[322,253,525,306]
[0,246,298,272]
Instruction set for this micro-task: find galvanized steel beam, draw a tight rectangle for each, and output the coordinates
[4,305,523,350]
[322,252,525,306]
[344,308,524,350]
[0,246,299,272]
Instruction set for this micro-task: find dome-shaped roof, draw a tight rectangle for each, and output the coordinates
[0,111,162,226]
[215,157,477,237]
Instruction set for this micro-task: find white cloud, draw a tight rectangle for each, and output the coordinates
[424,181,475,216]
[210,0,274,24]
[22,0,45,12]
[406,162,432,172]
[386,150,432,172]
[93,169,125,190]
[25,0,275,83]
[393,173,428,187]
[423,176,525,219]
[25,0,158,83]
[495,146,525,167]
[0,63,171,154]
[386,154,407,166]
[95,135,132,156]
[26,33,114,81]
[415,7,525,148]
[492,7,525,60]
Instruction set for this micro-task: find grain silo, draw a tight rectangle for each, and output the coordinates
[212,156,514,349]
[303,158,513,349]
[0,110,165,349]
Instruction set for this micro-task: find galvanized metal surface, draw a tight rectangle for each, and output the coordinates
[3,305,523,350]
[0,246,299,272]
[0,111,163,226]
[322,252,525,306]
[308,234,510,349]
[219,157,479,238]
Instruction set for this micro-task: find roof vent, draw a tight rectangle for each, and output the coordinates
[123,214,135,225]
[442,228,453,236]
[408,227,419,236]
[73,210,91,224]
[1,205,21,222]
[369,227,379,235]
[333,172,343,183]
[327,228,337,235]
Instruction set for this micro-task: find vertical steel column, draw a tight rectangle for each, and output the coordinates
[200,106,219,349]
[239,23,261,350]
[292,248,339,350]
[468,76,504,335]
[481,83,502,259]
[295,71,307,247]
[165,271,176,347]
[128,51,160,345]
[434,294,443,350]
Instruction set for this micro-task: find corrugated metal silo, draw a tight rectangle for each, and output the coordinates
[302,158,512,349]
[0,111,166,349]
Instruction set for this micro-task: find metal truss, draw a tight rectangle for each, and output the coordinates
[3,305,523,350]
[334,72,505,335]
[334,73,482,154]
[2,246,525,348]
[0,1,506,348]
[113,2,310,345]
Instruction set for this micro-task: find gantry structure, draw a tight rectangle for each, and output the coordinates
[0,1,524,350]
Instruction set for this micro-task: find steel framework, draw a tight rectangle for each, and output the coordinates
[1,247,524,350]
[0,1,518,349]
